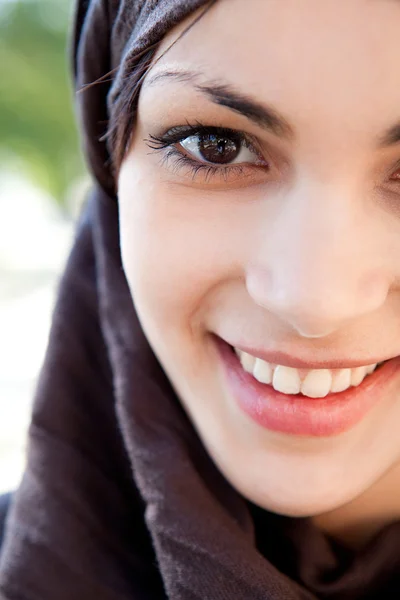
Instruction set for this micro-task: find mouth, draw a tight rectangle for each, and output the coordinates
[232,346,386,398]
[214,336,400,437]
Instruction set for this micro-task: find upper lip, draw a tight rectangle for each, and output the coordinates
[229,341,395,370]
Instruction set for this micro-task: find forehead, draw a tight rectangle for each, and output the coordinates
[149,0,400,143]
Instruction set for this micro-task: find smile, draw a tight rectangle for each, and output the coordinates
[234,348,383,398]
[214,336,400,437]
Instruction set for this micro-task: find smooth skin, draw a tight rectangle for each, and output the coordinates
[118,0,400,549]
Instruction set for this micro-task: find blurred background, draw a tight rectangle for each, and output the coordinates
[0,0,88,493]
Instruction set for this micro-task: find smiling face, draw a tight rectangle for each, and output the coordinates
[117,0,400,529]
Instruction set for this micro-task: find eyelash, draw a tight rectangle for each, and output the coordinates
[144,121,267,183]
[144,124,400,190]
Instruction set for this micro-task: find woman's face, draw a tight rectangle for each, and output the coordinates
[118,0,400,521]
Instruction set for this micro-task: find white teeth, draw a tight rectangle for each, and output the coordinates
[240,352,256,374]
[350,366,368,386]
[300,369,332,398]
[272,365,301,394]
[330,368,352,393]
[234,348,379,398]
[253,358,273,384]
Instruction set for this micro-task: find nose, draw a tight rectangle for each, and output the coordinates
[245,182,390,337]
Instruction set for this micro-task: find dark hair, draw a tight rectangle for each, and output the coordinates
[106,1,217,179]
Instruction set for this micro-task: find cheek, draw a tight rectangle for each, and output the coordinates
[118,171,229,337]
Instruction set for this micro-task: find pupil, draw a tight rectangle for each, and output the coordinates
[198,134,240,164]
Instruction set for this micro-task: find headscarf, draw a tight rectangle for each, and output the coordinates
[0,1,399,598]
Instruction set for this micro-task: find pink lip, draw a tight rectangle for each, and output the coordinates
[214,336,400,437]
[230,344,390,370]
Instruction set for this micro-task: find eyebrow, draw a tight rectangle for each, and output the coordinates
[146,68,400,148]
[146,68,294,140]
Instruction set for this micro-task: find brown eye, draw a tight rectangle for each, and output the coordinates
[196,133,241,164]
[180,132,259,166]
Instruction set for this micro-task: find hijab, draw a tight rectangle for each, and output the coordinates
[0,1,399,598]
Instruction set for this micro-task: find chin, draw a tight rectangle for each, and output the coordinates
[242,484,353,518]
[217,462,364,519]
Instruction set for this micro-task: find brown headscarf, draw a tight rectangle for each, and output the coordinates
[0,1,399,598]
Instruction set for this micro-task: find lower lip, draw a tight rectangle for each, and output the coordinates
[215,336,400,437]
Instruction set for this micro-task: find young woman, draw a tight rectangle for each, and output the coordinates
[0,0,399,598]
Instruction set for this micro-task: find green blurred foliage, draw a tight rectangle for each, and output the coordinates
[0,0,85,208]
